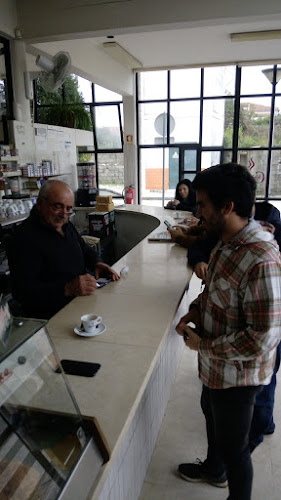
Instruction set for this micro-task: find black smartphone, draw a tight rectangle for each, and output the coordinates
[56,359,101,377]
[164,219,172,229]
[97,277,112,288]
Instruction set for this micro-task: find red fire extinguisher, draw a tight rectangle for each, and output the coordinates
[123,185,135,204]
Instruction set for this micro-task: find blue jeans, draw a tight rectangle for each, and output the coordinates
[201,384,262,500]
[249,341,281,451]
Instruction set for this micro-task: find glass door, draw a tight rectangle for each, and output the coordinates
[179,145,199,182]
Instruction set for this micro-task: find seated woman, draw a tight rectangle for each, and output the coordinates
[166,179,197,212]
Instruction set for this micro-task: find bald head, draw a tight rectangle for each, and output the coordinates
[38,179,73,201]
[37,180,74,234]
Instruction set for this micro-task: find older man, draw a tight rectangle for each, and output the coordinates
[9,179,119,319]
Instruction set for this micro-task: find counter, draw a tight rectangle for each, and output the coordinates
[46,205,195,500]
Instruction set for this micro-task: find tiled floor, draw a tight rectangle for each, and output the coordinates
[139,275,281,500]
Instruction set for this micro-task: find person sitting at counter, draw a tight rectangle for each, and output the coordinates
[166,179,197,212]
[8,179,119,319]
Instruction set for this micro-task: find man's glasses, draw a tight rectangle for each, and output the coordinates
[43,197,73,215]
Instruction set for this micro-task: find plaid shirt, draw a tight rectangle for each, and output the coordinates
[191,220,281,389]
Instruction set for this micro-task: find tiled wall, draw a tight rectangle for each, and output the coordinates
[91,291,189,500]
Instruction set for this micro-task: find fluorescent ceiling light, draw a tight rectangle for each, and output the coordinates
[230,30,281,42]
[102,41,142,69]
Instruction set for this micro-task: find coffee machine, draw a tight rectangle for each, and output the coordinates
[75,162,99,207]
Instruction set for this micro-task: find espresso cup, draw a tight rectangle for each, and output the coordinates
[81,313,102,333]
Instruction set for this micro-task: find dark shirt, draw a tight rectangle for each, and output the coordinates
[8,207,101,319]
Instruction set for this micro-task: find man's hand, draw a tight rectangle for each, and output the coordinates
[183,325,201,351]
[65,273,97,297]
[176,308,201,336]
[95,262,120,281]
[194,261,208,280]
[168,226,185,242]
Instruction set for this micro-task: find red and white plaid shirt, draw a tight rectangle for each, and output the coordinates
[191,220,281,389]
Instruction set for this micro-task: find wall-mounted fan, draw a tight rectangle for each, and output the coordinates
[24,51,71,99]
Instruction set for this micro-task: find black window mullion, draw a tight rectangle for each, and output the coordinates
[136,73,141,202]
[265,65,277,199]
[33,79,38,123]
[232,65,241,162]
[117,103,123,148]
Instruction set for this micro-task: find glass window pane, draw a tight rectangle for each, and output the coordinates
[0,77,6,118]
[201,151,221,170]
[139,71,168,100]
[269,150,281,198]
[95,105,122,149]
[183,149,197,171]
[64,75,86,103]
[239,97,271,147]
[0,49,6,119]
[36,78,63,105]
[273,96,281,146]
[202,98,234,147]
[97,152,124,204]
[94,84,122,102]
[183,172,196,182]
[240,65,273,95]
[203,66,236,97]
[77,76,93,102]
[37,104,92,130]
[138,102,167,145]
[238,149,267,198]
[139,147,178,206]
[170,68,201,98]
[275,67,281,92]
[170,101,200,143]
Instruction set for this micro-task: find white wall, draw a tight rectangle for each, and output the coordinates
[10,120,94,191]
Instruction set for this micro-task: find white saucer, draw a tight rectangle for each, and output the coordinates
[74,323,106,337]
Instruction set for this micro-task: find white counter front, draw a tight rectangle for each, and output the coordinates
[46,205,194,500]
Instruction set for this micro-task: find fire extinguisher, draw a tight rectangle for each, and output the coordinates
[123,185,135,204]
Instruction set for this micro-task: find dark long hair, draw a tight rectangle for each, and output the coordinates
[175,179,196,206]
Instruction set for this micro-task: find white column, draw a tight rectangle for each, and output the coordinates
[123,94,138,203]
[9,39,32,123]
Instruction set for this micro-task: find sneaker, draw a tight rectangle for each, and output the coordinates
[178,459,228,488]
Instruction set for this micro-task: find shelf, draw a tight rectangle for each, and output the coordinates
[21,173,71,178]
[2,170,22,177]
[0,156,19,162]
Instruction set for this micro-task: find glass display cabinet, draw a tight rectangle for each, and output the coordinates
[0,317,109,499]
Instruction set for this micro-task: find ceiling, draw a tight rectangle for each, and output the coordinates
[14,1,281,95]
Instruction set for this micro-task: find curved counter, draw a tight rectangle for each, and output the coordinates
[46,205,194,500]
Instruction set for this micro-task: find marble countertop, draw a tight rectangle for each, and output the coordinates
[46,205,193,450]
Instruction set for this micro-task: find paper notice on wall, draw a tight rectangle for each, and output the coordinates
[57,131,65,151]
[48,128,57,140]
[35,127,47,151]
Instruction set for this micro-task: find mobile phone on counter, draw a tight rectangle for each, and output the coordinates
[55,359,101,377]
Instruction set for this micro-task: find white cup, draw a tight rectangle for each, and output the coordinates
[81,313,102,333]
[175,211,182,219]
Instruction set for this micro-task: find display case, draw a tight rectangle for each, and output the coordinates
[0,318,109,500]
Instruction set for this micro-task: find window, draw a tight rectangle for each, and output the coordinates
[137,64,281,204]
[34,77,123,194]
[0,37,13,143]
